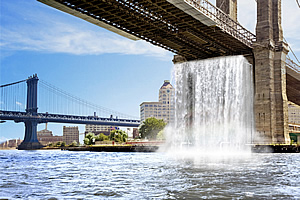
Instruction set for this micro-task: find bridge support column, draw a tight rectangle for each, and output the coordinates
[18,120,43,150]
[253,0,290,144]
[216,0,237,21]
[172,55,187,64]
[18,74,43,150]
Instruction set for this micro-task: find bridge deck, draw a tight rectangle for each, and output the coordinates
[286,58,300,106]
[38,0,254,60]
[0,111,140,127]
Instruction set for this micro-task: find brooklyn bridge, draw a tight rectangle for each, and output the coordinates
[38,0,299,143]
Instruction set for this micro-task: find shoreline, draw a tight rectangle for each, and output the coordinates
[1,144,299,153]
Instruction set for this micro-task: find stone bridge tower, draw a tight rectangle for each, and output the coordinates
[253,0,290,144]
[216,0,237,21]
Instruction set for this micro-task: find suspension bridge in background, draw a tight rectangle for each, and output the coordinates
[0,74,140,149]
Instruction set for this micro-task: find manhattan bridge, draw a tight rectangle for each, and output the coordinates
[0,75,140,149]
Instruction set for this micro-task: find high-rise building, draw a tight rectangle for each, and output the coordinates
[288,102,300,124]
[140,80,175,124]
[63,126,79,145]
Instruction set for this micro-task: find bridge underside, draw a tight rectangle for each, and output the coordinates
[38,0,252,60]
[286,73,300,106]
[38,0,300,108]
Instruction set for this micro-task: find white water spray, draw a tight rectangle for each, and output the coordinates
[165,55,254,155]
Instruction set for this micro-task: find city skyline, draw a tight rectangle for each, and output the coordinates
[1,0,299,143]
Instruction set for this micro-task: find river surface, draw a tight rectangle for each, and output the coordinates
[0,150,299,199]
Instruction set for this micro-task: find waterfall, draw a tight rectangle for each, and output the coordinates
[166,55,254,154]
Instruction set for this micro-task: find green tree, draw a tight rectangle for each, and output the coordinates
[55,141,61,147]
[139,117,166,140]
[60,141,66,147]
[84,132,96,145]
[69,141,78,147]
[95,133,109,141]
[109,130,128,143]
[156,129,165,140]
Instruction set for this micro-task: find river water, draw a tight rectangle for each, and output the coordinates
[0,150,299,199]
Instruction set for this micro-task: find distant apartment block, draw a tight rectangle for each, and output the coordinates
[288,102,300,124]
[85,124,115,133]
[0,139,23,149]
[140,80,175,124]
[37,124,64,146]
[63,126,79,145]
[85,124,118,137]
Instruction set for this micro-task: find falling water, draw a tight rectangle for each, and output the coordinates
[166,55,254,154]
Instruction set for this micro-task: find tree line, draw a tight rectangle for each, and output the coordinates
[83,117,167,145]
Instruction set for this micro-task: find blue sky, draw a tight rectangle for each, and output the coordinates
[1,0,299,143]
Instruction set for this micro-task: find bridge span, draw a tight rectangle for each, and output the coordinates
[286,58,300,105]
[0,110,140,127]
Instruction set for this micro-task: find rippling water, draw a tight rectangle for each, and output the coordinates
[0,150,299,199]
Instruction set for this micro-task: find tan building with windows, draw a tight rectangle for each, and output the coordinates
[85,124,115,133]
[37,126,63,146]
[63,126,79,145]
[288,102,300,125]
[85,124,119,136]
[140,80,175,124]
[0,139,23,149]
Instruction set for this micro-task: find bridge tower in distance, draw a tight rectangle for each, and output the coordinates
[253,0,290,144]
[18,74,44,150]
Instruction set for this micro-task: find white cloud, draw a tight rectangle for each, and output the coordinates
[1,23,172,59]
[0,1,172,60]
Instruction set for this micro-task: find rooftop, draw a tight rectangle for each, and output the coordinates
[160,80,173,89]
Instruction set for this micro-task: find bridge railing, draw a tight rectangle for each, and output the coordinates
[185,0,256,47]
[286,57,300,73]
[0,110,140,125]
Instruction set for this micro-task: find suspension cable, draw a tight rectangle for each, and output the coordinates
[253,0,299,64]
[0,79,26,88]
[39,80,139,119]
[284,37,300,65]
